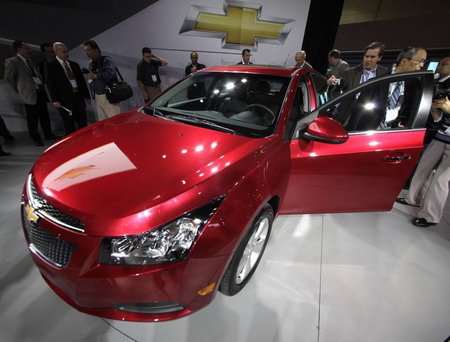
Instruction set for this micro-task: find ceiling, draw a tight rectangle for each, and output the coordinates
[340,0,450,25]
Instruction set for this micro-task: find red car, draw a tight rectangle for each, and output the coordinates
[21,65,434,321]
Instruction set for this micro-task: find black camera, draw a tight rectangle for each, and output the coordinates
[433,74,450,100]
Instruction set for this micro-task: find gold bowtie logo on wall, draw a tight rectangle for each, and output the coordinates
[180,1,295,50]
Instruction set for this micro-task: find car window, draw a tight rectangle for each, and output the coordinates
[147,71,290,138]
[315,73,431,133]
[310,73,329,107]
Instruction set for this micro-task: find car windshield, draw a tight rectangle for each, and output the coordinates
[145,71,290,138]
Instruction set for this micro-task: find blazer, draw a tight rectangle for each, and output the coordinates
[45,59,91,109]
[4,55,40,105]
[184,63,205,76]
[340,64,388,92]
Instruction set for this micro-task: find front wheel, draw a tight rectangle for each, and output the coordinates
[219,204,273,296]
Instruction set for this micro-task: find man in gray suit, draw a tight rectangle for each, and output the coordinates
[4,40,59,146]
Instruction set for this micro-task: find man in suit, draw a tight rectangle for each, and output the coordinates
[383,46,427,128]
[184,51,205,76]
[325,49,349,98]
[38,42,56,82]
[45,42,91,136]
[333,42,388,127]
[237,49,253,65]
[294,50,313,69]
[339,42,388,91]
[4,40,59,146]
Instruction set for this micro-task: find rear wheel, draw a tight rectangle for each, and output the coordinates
[219,204,273,296]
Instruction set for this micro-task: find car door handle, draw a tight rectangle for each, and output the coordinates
[383,155,412,162]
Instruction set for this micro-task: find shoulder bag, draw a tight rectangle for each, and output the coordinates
[105,66,133,104]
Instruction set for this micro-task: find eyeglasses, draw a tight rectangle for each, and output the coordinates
[408,58,427,65]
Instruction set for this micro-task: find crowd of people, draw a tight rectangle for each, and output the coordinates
[1,39,449,229]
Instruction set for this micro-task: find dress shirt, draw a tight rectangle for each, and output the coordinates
[360,67,378,83]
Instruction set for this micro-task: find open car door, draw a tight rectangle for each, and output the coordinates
[281,71,434,214]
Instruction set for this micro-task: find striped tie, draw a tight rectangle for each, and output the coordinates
[388,82,401,109]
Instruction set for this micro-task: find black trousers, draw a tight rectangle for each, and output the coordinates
[58,92,88,136]
[23,88,54,141]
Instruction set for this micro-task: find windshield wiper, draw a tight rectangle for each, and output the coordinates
[141,106,165,117]
[165,113,238,135]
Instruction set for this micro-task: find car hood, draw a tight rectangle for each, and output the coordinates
[32,111,270,234]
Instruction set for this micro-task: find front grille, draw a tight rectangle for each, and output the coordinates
[23,206,77,268]
[29,179,84,232]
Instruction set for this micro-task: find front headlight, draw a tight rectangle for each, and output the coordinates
[99,196,225,265]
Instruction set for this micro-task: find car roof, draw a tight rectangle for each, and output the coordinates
[199,65,303,77]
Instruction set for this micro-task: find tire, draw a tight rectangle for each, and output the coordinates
[219,204,274,296]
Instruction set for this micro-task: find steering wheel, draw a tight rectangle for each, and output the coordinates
[244,104,275,124]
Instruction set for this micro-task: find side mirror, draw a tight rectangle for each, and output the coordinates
[300,117,348,144]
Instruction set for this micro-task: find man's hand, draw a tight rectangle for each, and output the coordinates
[433,97,450,113]
[53,101,61,109]
[86,71,96,80]
[327,75,337,86]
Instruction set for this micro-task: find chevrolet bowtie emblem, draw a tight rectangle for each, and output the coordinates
[180,1,294,50]
[25,203,40,224]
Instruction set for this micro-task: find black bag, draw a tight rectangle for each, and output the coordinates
[105,67,133,103]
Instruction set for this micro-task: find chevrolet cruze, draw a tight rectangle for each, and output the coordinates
[21,65,434,321]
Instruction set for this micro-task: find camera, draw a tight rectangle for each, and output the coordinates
[432,73,450,100]
[433,81,450,100]
[82,67,90,74]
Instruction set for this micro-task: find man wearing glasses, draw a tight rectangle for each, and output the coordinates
[382,46,427,128]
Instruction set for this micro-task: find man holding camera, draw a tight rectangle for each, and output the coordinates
[325,49,349,98]
[396,57,450,227]
[434,57,450,95]
[45,42,90,136]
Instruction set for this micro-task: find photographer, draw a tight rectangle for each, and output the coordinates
[425,57,450,142]
[395,91,450,227]
[435,57,450,95]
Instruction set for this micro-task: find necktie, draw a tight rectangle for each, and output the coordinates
[26,59,37,77]
[64,61,75,80]
[388,82,401,109]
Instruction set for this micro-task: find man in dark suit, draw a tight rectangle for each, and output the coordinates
[45,42,91,136]
[294,50,313,69]
[237,49,253,65]
[385,46,427,129]
[334,42,388,127]
[184,51,205,76]
[4,40,59,145]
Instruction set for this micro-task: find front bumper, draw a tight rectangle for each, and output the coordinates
[21,198,229,322]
